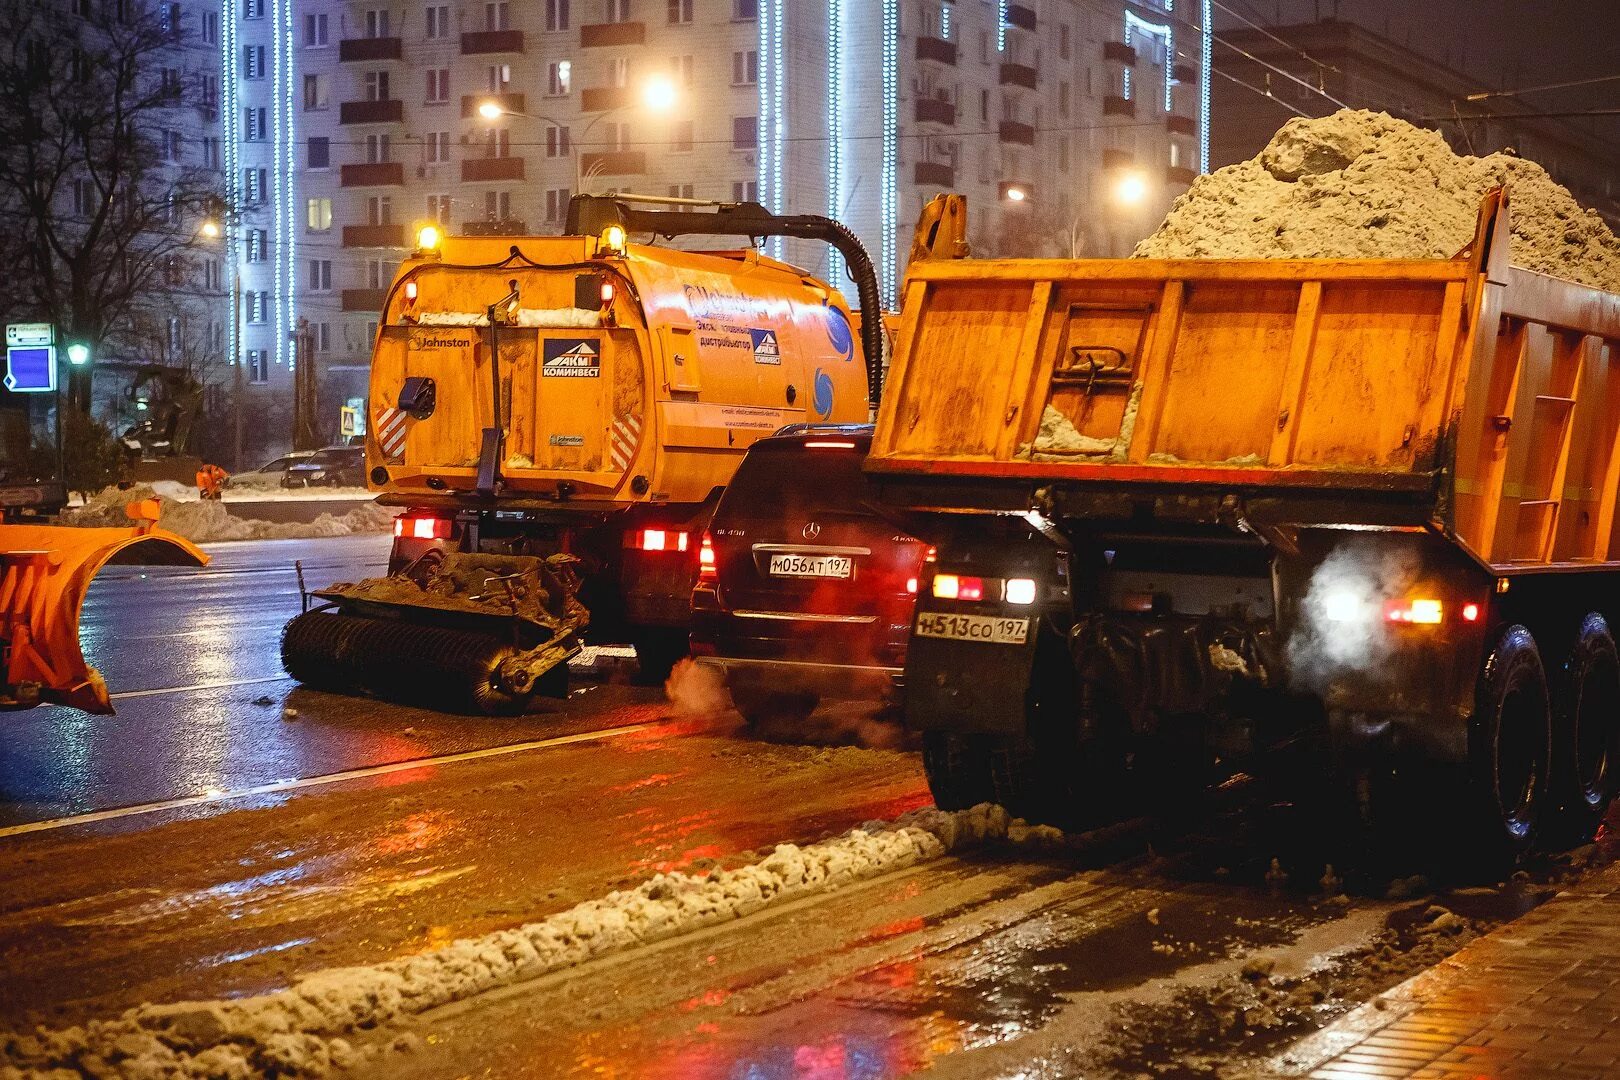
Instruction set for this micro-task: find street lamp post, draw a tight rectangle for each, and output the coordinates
[477,75,679,199]
[201,216,244,471]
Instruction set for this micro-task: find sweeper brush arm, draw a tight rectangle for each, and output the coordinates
[0,500,208,713]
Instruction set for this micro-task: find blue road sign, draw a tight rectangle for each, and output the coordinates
[5,345,57,393]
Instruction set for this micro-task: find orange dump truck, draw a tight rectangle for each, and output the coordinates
[281,196,880,712]
[871,190,1620,863]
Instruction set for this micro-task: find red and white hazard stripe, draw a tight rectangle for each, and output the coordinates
[376,407,408,461]
[609,411,642,472]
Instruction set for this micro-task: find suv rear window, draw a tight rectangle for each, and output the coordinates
[722,442,870,519]
[305,448,360,467]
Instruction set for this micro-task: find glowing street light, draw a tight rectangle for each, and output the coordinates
[477,100,505,121]
[65,343,90,366]
[1004,185,1028,203]
[199,220,220,238]
[641,74,679,113]
[1112,169,1150,208]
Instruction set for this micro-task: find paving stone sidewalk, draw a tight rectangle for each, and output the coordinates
[1260,859,1620,1080]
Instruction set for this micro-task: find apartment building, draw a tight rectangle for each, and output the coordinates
[226,0,1211,451]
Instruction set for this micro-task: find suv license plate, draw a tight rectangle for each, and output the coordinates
[769,554,853,579]
[914,612,1030,645]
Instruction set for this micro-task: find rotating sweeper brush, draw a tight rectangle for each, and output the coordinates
[281,551,586,715]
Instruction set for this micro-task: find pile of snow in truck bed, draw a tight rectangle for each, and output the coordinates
[0,804,1062,1079]
[1134,109,1620,292]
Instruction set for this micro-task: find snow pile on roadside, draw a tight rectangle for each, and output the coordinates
[1134,109,1620,292]
[59,484,396,544]
[0,804,1059,1079]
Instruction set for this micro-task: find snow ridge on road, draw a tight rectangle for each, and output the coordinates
[1,804,1060,1079]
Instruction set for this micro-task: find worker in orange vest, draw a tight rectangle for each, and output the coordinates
[196,463,228,501]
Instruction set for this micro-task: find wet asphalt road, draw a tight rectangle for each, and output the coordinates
[0,535,662,827]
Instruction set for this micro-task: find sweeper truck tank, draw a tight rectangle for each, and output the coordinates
[872,189,1620,866]
[281,196,880,713]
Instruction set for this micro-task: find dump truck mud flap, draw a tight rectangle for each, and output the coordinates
[0,502,209,713]
[903,615,1045,734]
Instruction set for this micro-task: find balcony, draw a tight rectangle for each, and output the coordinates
[914,161,955,187]
[998,120,1035,146]
[338,36,402,62]
[342,223,407,248]
[1103,95,1135,118]
[340,161,405,186]
[915,36,956,65]
[339,98,403,124]
[460,29,524,55]
[1167,113,1196,136]
[1172,63,1198,83]
[914,97,956,125]
[461,92,525,118]
[461,156,525,182]
[1103,148,1135,170]
[1103,41,1137,64]
[1167,165,1197,187]
[341,288,389,312]
[999,62,1037,90]
[461,218,530,237]
[1005,3,1036,31]
[581,21,645,47]
[581,150,646,175]
[582,85,632,112]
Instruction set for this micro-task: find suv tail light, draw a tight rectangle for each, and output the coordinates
[629,528,689,552]
[698,532,717,581]
[394,515,453,540]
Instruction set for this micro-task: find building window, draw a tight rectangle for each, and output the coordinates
[244,0,263,19]
[426,68,450,103]
[247,292,266,324]
[425,4,449,37]
[365,71,390,101]
[247,349,269,384]
[1059,24,1071,60]
[309,259,332,291]
[243,44,265,78]
[202,136,220,168]
[545,188,570,223]
[162,129,182,162]
[732,50,756,86]
[244,166,267,203]
[670,120,693,153]
[484,127,510,158]
[670,54,693,86]
[733,0,756,18]
[245,107,267,140]
[202,10,218,43]
[545,124,570,157]
[667,183,693,199]
[732,180,758,202]
[667,0,691,22]
[204,260,221,291]
[366,259,387,289]
[426,194,452,223]
[71,178,94,215]
[484,1,509,31]
[732,116,756,150]
[547,61,571,96]
[315,322,331,352]
[363,8,390,37]
[246,229,267,263]
[484,191,511,221]
[426,131,451,163]
[307,197,333,230]
[367,195,394,225]
[304,12,328,45]
[365,133,392,163]
[308,137,330,169]
[546,0,570,30]
[303,73,328,111]
[487,63,511,91]
[605,0,630,22]
[610,57,630,88]
[1058,81,1070,119]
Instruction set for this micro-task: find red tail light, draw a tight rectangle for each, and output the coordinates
[631,528,690,552]
[932,574,984,601]
[803,440,857,450]
[699,532,717,581]
[394,515,452,540]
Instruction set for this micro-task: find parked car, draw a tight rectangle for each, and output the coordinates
[281,446,366,488]
[690,424,927,725]
[227,451,316,489]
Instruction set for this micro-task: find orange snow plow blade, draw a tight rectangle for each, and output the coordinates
[0,499,208,714]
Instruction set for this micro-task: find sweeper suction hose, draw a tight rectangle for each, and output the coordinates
[281,610,532,715]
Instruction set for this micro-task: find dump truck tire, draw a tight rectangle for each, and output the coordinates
[920,731,996,810]
[1467,625,1551,869]
[1566,614,1620,837]
[281,611,535,716]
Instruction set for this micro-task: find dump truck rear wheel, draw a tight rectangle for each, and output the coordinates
[1469,625,1552,867]
[920,731,996,810]
[1566,613,1620,836]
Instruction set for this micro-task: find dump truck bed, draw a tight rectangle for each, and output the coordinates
[868,194,1620,573]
